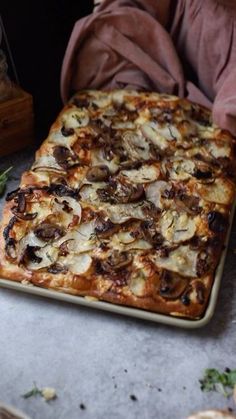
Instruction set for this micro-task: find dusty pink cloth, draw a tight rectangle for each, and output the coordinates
[61,0,236,135]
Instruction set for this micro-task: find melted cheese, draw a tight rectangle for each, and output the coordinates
[62,108,89,128]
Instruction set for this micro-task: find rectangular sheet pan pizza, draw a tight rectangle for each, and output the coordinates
[0,90,235,320]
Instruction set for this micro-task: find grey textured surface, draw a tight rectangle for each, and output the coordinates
[0,149,236,419]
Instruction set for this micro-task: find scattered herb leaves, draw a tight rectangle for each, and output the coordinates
[0,167,12,196]
[200,368,236,397]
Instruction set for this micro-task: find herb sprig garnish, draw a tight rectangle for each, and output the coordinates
[0,167,12,196]
[22,382,57,401]
[200,368,236,397]
[22,382,42,399]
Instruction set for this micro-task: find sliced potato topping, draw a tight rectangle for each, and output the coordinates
[160,211,197,243]
[121,164,160,184]
[151,245,198,277]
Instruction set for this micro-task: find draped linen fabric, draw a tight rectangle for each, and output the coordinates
[61,0,236,135]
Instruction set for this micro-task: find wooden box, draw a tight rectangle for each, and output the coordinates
[0,85,34,157]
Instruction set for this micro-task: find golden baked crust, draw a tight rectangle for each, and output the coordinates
[0,90,235,319]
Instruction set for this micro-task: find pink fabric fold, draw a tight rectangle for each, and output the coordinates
[61,0,236,136]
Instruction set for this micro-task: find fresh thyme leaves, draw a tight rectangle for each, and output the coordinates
[0,167,12,196]
[200,368,236,397]
[22,383,57,401]
[22,382,42,399]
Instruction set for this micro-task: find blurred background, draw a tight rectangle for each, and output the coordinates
[0,0,93,142]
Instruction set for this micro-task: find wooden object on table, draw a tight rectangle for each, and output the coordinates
[0,84,34,157]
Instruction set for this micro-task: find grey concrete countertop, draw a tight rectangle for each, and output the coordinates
[0,148,236,419]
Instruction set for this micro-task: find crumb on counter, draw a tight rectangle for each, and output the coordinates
[41,387,57,401]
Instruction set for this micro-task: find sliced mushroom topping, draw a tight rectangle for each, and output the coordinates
[47,263,68,274]
[46,183,79,198]
[94,218,119,238]
[34,223,65,242]
[159,270,188,300]
[86,165,110,182]
[53,146,77,169]
[102,250,132,272]
[61,126,75,137]
[207,211,228,233]
[174,193,201,215]
[97,180,144,204]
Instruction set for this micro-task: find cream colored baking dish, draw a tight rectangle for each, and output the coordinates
[0,203,234,329]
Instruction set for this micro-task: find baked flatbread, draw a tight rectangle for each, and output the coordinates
[0,90,235,319]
